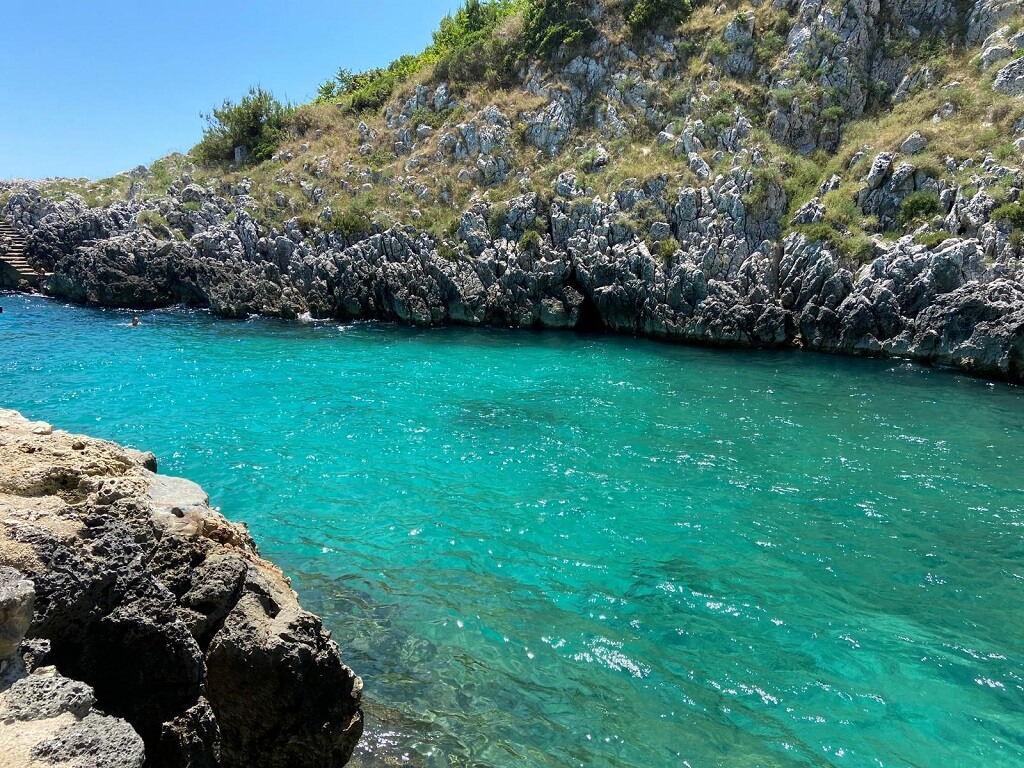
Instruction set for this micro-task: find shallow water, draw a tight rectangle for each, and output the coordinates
[2,292,1023,767]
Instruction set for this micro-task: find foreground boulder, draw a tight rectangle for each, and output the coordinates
[0,409,363,767]
[1,568,147,768]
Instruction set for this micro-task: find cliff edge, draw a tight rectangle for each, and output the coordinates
[0,409,363,767]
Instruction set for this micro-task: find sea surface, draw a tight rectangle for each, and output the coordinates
[2,292,1023,767]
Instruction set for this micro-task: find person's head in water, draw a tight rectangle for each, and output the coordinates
[131,316,139,327]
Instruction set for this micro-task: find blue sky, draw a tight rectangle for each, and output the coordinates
[0,0,460,180]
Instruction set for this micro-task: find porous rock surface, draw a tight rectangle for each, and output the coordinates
[1,568,146,768]
[0,409,363,767]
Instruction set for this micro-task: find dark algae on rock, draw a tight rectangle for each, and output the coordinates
[0,409,363,767]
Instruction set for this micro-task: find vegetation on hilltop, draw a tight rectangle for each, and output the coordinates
[28,0,1024,270]
[193,86,295,166]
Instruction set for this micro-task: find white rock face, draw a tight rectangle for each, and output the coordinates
[968,0,1024,45]
[901,132,928,155]
[994,57,1024,95]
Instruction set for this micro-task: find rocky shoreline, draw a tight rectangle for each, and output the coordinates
[3,0,1024,383]
[0,409,363,767]
[2,175,1022,384]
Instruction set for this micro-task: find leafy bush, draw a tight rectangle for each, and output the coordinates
[137,211,180,240]
[316,1,523,107]
[328,205,373,240]
[796,224,875,265]
[840,234,876,265]
[707,111,733,133]
[898,191,942,225]
[1010,229,1024,252]
[519,228,543,253]
[821,105,846,122]
[289,104,337,137]
[521,0,597,59]
[796,222,842,249]
[193,87,293,167]
[624,0,693,34]
[430,0,526,88]
[355,57,421,112]
[991,201,1024,228]
[487,202,509,240]
[756,30,786,62]
[771,87,795,105]
[658,236,681,263]
[706,38,731,58]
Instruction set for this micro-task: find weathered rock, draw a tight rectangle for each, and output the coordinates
[0,567,34,660]
[0,409,363,767]
[900,132,928,155]
[0,571,147,768]
[994,57,1024,95]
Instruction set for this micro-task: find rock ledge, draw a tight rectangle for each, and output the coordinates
[0,409,363,767]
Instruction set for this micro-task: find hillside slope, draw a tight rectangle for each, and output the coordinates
[2,0,1024,380]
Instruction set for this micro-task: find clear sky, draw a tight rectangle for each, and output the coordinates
[0,0,460,180]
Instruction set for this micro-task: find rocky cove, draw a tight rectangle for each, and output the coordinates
[2,1,1024,382]
[3,165,1023,383]
[3,0,1024,764]
[0,409,362,767]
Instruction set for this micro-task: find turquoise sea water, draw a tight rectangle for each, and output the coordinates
[2,292,1023,767]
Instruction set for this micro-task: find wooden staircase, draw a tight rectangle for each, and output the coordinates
[0,220,47,288]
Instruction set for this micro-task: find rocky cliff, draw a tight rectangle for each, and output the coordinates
[0,410,363,767]
[2,0,1024,381]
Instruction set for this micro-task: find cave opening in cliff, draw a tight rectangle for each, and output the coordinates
[575,294,605,333]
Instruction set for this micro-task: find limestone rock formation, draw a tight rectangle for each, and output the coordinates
[0,410,363,767]
[1,568,147,768]
[2,0,1024,383]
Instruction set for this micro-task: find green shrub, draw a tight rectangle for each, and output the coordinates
[796,222,842,249]
[745,167,783,215]
[521,0,597,59]
[1010,229,1024,252]
[707,111,733,133]
[316,1,524,106]
[991,201,1024,228]
[432,0,524,87]
[771,87,795,105]
[519,228,543,252]
[137,211,180,240]
[366,149,396,167]
[328,205,373,240]
[839,234,876,265]
[658,236,681,263]
[996,142,1018,162]
[624,0,693,34]
[487,202,509,240]
[408,105,466,130]
[707,38,731,58]
[898,191,942,225]
[821,105,846,122]
[756,30,786,62]
[193,86,294,167]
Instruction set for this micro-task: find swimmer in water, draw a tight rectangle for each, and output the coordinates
[131,316,139,327]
